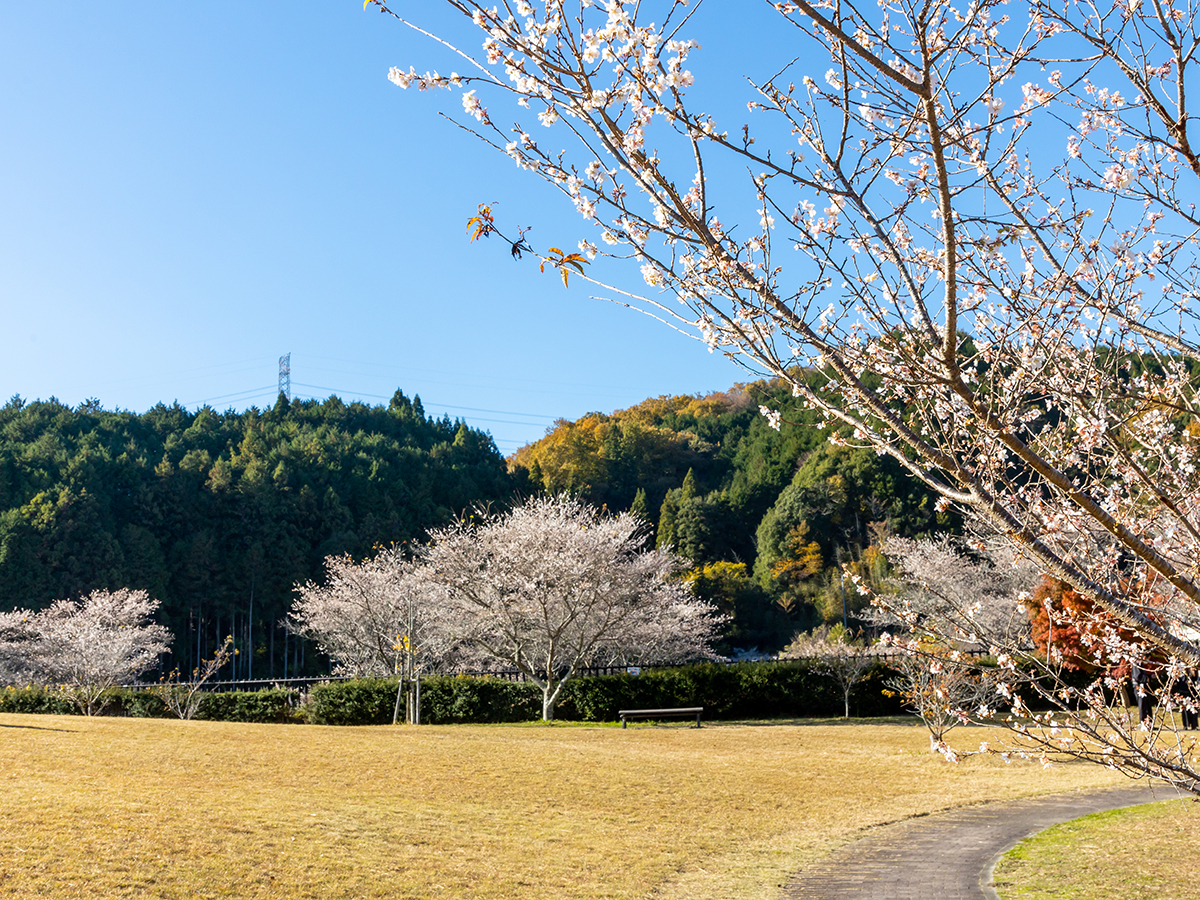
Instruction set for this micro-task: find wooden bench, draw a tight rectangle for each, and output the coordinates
[618,707,703,728]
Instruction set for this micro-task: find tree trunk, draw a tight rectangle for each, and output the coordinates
[542,678,567,721]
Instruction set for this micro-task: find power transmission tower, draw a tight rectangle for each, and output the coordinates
[278,353,291,401]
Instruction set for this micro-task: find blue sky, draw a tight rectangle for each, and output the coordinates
[0,3,761,455]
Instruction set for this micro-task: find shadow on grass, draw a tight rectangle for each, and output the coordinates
[0,722,77,732]
[700,716,923,727]
[489,716,928,728]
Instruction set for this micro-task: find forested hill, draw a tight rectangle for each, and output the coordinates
[0,391,512,675]
[509,376,955,651]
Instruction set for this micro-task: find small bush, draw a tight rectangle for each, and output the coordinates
[420,676,540,724]
[0,685,78,716]
[194,689,302,724]
[308,678,400,726]
[119,689,170,718]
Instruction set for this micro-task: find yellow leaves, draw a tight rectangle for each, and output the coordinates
[466,204,496,242]
[465,204,586,287]
[540,247,590,287]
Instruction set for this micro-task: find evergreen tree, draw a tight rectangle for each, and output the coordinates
[680,467,698,503]
[629,487,649,521]
[656,490,679,551]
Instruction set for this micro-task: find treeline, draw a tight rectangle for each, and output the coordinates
[509,375,956,652]
[0,373,955,672]
[0,391,513,676]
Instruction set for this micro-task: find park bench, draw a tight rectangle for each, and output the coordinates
[618,706,704,728]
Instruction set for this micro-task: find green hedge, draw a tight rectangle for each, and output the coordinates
[0,660,908,725]
[555,660,902,722]
[301,661,905,726]
[0,685,302,721]
[192,689,301,724]
[309,678,400,726]
[308,676,541,725]
[0,685,79,715]
[422,676,541,723]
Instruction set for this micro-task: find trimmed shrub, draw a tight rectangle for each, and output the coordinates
[0,685,78,715]
[0,660,908,724]
[307,676,542,725]
[308,678,399,726]
[556,660,905,721]
[120,689,170,718]
[420,676,540,724]
[193,688,301,724]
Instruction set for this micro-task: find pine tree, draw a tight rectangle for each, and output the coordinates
[680,468,698,503]
[630,487,652,547]
[656,490,679,550]
[527,460,545,495]
[630,487,649,520]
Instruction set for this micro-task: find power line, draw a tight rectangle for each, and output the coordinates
[185,385,279,407]
[289,382,557,421]
[302,353,649,393]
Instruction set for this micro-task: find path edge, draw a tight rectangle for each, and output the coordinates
[977,785,1167,900]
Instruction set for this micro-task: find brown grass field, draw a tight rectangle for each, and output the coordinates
[0,714,1130,899]
[994,797,1200,900]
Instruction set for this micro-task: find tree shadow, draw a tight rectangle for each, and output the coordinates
[0,722,77,732]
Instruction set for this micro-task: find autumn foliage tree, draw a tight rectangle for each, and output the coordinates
[1025,577,1103,674]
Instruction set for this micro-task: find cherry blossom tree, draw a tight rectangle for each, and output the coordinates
[419,495,723,720]
[782,624,884,718]
[877,535,1039,647]
[289,547,456,678]
[30,589,171,715]
[0,609,34,685]
[885,644,1000,757]
[371,0,1200,788]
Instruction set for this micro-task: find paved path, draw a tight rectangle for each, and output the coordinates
[783,784,1166,899]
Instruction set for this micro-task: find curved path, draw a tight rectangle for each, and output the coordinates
[782,784,1165,900]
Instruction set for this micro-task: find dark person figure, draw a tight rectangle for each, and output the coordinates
[1132,661,1156,725]
[1176,674,1199,731]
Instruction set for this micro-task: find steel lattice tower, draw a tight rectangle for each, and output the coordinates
[278,353,291,401]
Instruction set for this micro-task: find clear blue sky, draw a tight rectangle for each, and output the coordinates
[0,3,765,455]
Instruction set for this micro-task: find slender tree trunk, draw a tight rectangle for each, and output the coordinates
[247,579,254,682]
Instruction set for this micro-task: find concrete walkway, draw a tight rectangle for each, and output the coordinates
[783,784,1166,900]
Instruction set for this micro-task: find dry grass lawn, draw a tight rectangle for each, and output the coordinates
[994,797,1200,900]
[0,714,1128,899]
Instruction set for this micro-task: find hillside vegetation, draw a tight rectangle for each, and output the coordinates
[0,375,952,670]
[0,391,512,675]
[510,376,954,651]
